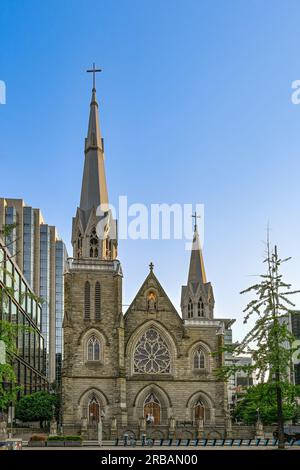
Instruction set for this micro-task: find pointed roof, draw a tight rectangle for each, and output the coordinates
[187,226,207,285]
[124,266,182,323]
[79,87,109,213]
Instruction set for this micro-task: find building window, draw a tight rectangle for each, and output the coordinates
[133,328,171,374]
[197,298,204,317]
[95,282,101,321]
[87,336,101,361]
[77,232,83,258]
[188,299,193,318]
[193,349,205,369]
[90,229,98,258]
[84,281,90,320]
[144,393,161,425]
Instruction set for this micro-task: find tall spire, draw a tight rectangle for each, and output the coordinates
[79,67,108,212]
[188,226,207,285]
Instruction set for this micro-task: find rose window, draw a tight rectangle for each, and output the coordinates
[133,328,171,374]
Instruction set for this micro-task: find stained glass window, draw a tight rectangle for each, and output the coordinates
[134,328,171,374]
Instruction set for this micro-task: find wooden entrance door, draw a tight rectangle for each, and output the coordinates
[88,399,100,424]
[194,401,205,422]
[144,394,161,425]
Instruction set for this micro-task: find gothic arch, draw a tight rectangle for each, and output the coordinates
[77,327,109,346]
[132,384,172,424]
[126,320,179,376]
[79,328,107,363]
[188,341,213,373]
[78,388,109,421]
[185,390,215,424]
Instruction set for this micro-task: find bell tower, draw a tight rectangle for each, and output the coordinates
[62,66,125,436]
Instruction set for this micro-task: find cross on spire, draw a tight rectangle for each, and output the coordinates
[86,62,102,90]
[192,211,201,231]
[149,262,154,272]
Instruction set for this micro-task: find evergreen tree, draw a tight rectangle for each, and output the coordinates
[218,241,300,449]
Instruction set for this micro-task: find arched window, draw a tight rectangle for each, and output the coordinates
[193,348,205,369]
[133,328,171,374]
[84,281,90,320]
[188,299,193,318]
[90,228,98,258]
[87,335,101,361]
[197,298,204,317]
[77,232,83,258]
[95,282,101,321]
[144,393,161,425]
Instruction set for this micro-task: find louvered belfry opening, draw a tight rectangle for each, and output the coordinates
[84,280,91,320]
[95,281,101,320]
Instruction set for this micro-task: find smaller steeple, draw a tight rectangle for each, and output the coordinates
[188,227,207,285]
[181,217,214,321]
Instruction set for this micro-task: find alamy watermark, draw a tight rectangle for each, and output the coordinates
[0,80,6,104]
[95,197,204,250]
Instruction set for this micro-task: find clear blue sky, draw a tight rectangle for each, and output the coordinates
[1,0,300,340]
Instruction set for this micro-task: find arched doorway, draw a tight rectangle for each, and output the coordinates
[88,397,100,424]
[194,399,205,423]
[144,393,161,425]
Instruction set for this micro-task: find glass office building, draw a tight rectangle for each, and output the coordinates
[5,206,17,258]
[0,198,68,384]
[23,206,35,288]
[55,241,67,384]
[0,239,48,394]
[290,311,300,385]
[40,224,50,374]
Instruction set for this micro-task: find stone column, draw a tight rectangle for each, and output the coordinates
[80,417,88,440]
[168,416,176,439]
[197,419,204,439]
[255,419,264,439]
[210,408,216,424]
[139,417,146,439]
[110,416,117,440]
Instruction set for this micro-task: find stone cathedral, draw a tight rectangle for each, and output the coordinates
[62,80,234,440]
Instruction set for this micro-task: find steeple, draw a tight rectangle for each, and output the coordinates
[181,222,214,321]
[80,86,108,212]
[188,226,207,285]
[71,65,117,261]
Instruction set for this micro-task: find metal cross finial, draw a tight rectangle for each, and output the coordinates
[191,211,201,231]
[86,62,102,90]
[149,262,154,272]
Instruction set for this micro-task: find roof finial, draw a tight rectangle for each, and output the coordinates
[149,262,154,272]
[191,210,201,231]
[86,62,102,90]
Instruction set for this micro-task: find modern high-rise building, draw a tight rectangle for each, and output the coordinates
[0,198,68,384]
[0,237,48,394]
[288,310,300,385]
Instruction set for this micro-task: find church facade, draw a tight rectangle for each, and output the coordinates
[62,82,234,440]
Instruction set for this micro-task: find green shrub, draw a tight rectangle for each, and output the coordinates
[64,435,82,441]
[47,435,64,441]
